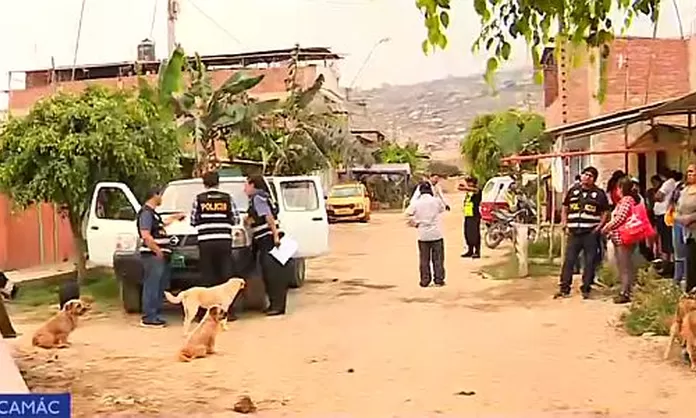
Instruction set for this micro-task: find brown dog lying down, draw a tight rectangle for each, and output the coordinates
[165,278,245,335]
[32,297,92,349]
[178,305,226,362]
[663,294,696,361]
[681,310,696,371]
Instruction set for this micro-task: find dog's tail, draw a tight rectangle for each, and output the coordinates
[164,291,182,304]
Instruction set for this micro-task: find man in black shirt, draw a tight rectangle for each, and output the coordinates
[555,166,609,299]
[460,176,482,258]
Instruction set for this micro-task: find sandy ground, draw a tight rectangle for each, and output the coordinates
[7,208,696,417]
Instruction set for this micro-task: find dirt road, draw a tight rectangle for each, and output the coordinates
[9,210,696,417]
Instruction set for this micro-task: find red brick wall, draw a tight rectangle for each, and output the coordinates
[544,37,691,182]
[0,195,74,271]
[9,65,318,116]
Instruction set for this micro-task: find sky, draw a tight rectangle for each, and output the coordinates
[1,0,695,111]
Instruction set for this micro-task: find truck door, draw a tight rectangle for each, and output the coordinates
[85,182,141,267]
[271,176,329,258]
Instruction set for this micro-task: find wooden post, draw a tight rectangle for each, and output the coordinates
[514,222,529,278]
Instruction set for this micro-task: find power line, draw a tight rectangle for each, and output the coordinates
[183,0,243,45]
[149,0,158,39]
[70,0,88,81]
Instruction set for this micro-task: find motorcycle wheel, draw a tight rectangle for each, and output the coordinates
[485,224,506,249]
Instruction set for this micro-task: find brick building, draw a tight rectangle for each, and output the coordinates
[0,47,345,271]
[542,36,696,185]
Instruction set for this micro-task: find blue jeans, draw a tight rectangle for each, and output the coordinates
[674,223,687,285]
[141,254,171,322]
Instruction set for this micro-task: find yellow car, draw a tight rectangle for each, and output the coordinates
[326,183,371,223]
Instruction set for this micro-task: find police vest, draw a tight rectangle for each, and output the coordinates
[566,185,605,233]
[136,206,171,254]
[194,190,234,242]
[247,191,280,242]
[462,192,474,217]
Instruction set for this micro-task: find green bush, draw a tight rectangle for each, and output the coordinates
[620,268,681,336]
[528,234,562,258]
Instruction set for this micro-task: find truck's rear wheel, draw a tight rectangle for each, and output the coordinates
[120,281,142,314]
[289,258,306,288]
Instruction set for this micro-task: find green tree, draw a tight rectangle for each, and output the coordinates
[461,109,546,182]
[373,140,428,174]
[228,74,374,175]
[0,86,180,280]
[416,0,659,84]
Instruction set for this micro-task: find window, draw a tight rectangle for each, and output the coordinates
[280,180,319,211]
[95,188,136,220]
[330,186,363,198]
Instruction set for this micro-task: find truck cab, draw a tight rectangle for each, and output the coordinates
[85,176,329,313]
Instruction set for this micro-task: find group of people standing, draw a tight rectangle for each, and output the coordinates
[136,172,289,328]
[404,174,482,287]
[557,164,696,304]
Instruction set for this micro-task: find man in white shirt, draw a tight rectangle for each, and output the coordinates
[654,169,678,259]
[409,174,450,211]
[405,182,446,287]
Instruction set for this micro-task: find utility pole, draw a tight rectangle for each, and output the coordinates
[167,0,180,56]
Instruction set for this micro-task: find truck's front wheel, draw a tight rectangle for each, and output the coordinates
[289,258,306,288]
[120,281,142,314]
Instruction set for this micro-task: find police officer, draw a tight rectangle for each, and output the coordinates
[244,175,290,316]
[460,176,482,258]
[138,187,185,328]
[191,171,240,288]
[555,166,609,300]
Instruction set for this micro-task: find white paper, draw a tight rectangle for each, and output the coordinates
[269,236,299,265]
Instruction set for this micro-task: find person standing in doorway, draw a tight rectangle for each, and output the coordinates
[405,182,446,287]
[555,166,609,300]
[244,175,290,316]
[190,171,242,317]
[460,176,482,259]
[654,168,678,260]
[137,187,185,328]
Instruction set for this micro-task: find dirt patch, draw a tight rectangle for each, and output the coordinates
[8,210,696,416]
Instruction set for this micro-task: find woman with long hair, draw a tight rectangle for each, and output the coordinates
[675,163,696,293]
[606,170,626,209]
[602,176,642,304]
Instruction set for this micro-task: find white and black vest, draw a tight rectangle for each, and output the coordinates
[248,191,281,244]
[194,190,234,242]
[136,206,171,254]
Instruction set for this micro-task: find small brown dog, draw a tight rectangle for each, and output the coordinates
[681,310,696,371]
[32,298,92,349]
[178,305,226,362]
[663,294,696,361]
[165,278,245,335]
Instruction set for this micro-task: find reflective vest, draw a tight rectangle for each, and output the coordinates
[462,192,474,217]
[193,190,235,242]
[136,206,171,254]
[247,190,281,244]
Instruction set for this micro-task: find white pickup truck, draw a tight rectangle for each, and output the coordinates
[84,175,329,313]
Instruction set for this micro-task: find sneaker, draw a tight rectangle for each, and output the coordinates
[265,309,285,317]
[434,282,446,287]
[553,291,570,299]
[139,318,167,328]
[461,252,473,258]
[471,254,481,259]
[582,291,591,300]
[613,293,631,304]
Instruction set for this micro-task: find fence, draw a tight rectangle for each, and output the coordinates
[0,194,74,271]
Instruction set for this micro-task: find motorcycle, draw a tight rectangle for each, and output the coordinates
[484,194,537,249]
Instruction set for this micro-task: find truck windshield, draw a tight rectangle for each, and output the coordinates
[159,181,249,212]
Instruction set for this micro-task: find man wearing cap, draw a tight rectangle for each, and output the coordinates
[555,166,609,299]
[137,187,185,327]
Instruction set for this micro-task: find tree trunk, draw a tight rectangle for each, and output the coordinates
[69,218,88,282]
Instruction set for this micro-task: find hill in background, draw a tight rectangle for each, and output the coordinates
[347,69,543,165]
